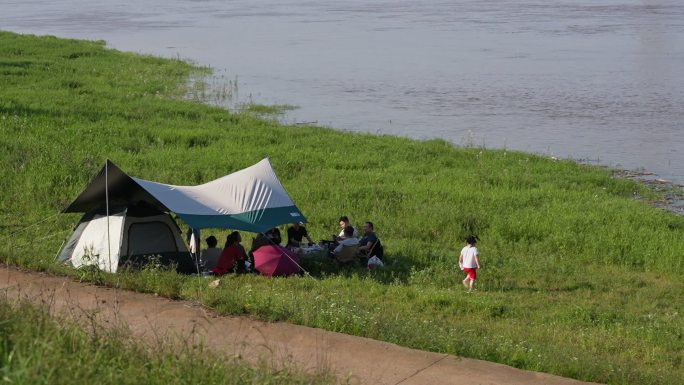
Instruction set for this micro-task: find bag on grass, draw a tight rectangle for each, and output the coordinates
[367,255,384,270]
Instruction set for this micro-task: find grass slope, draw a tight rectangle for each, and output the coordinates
[0,297,332,385]
[1,31,683,384]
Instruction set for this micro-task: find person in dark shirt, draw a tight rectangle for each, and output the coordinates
[358,221,384,259]
[287,222,314,248]
[264,227,282,245]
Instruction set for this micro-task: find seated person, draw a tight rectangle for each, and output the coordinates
[287,222,314,248]
[358,221,384,259]
[234,231,248,272]
[213,231,247,275]
[200,235,222,272]
[264,227,282,245]
[336,216,359,241]
[248,233,271,273]
[332,226,360,256]
[251,232,269,252]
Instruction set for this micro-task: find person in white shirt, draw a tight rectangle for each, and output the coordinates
[200,235,222,272]
[336,216,359,240]
[333,226,360,255]
[459,235,481,292]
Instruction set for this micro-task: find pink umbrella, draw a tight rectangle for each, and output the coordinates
[252,245,301,277]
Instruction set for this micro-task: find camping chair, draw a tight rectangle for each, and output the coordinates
[334,244,359,264]
[368,239,379,257]
[358,239,380,260]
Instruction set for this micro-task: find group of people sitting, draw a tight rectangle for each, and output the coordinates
[329,216,384,262]
[258,221,315,249]
[199,231,248,276]
[199,216,384,276]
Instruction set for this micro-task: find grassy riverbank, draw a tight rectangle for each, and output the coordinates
[0,297,332,385]
[1,31,683,384]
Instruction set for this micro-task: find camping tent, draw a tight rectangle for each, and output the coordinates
[59,158,307,273]
[57,204,194,273]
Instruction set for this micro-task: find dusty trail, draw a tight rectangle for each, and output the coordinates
[0,266,599,385]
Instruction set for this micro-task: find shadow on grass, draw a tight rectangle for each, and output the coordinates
[0,103,55,117]
[300,253,426,285]
[483,278,597,293]
[0,60,36,68]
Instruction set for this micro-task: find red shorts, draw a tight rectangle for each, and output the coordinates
[464,268,477,280]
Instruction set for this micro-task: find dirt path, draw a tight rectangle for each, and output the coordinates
[0,266,599,385]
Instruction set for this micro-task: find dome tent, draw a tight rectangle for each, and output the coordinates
[58,204,193,273]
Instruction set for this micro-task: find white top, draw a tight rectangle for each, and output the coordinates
[334,237,360,254]
[460,245,479,268]
[338,226,359,239]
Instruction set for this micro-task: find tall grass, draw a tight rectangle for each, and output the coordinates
[0,297,333,384]
[1,31,683,384]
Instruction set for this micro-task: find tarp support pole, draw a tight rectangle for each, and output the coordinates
[106,160,112,272]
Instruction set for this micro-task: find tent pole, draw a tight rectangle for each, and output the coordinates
[52,238,66,261]
[105,160,112,273]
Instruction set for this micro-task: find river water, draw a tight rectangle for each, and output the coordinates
[2,0,683,184]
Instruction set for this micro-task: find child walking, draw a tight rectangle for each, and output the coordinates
[459,235,481,292]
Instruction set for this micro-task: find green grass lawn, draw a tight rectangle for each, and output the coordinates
[0,297,333,385]
[1,31,683,385]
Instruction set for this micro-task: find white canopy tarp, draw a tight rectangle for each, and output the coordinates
[64,158,307,233]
